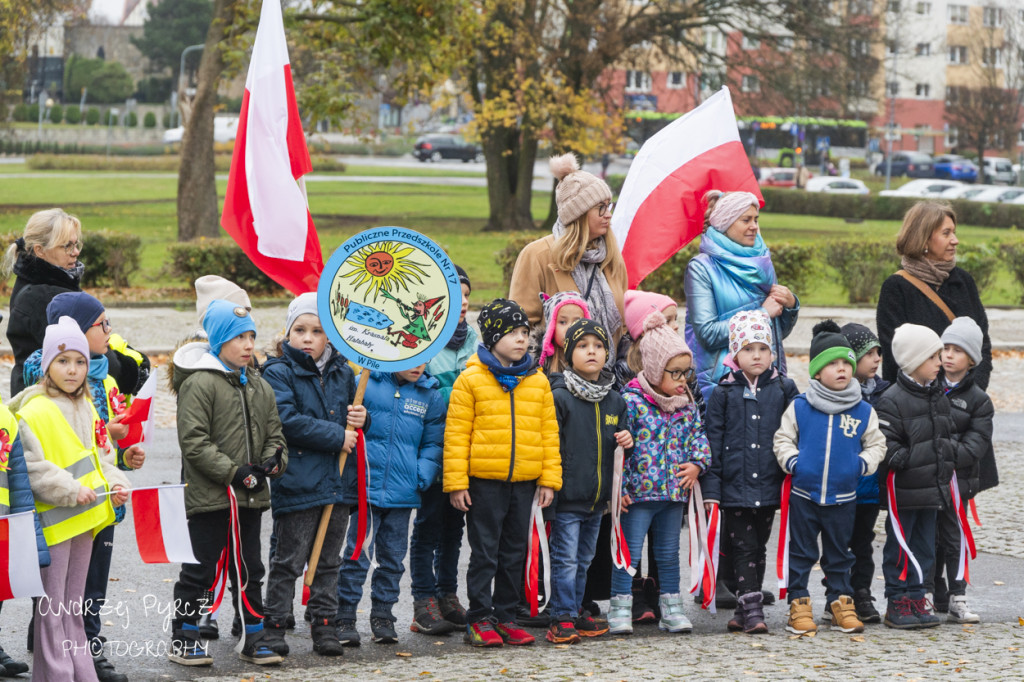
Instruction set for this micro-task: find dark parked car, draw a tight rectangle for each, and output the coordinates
[413,134,482,163]
[874,151,934,178]
[933,154,978,182]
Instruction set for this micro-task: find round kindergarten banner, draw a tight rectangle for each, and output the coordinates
[318,227,463,371]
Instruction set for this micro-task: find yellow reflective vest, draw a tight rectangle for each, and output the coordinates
[0,406,18,517]
[18,395,115,545]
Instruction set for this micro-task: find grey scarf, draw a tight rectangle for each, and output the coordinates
[563,368,613,403]
[805,378,862,414]
[901,255,955,288]
[315,344,333,374]
[552,219,623,362]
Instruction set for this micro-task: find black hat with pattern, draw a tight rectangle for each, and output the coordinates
[477,298,529,350]
[563,318,610,368]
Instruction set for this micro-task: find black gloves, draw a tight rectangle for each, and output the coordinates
[887,450,910,472]
[231,464,266,492]
[255,447,284,478]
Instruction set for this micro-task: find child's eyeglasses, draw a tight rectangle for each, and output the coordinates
[664,368,695,382]
[91,319,112,332]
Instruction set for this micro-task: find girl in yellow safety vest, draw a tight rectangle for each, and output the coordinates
[13,316,130,682]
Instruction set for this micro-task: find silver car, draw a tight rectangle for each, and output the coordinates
[982,157,1017,185]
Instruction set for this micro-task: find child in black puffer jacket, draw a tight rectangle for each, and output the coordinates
[875,323,955,630]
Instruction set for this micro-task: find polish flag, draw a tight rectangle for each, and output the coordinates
[118,373,156,449]
[611,87,764,289]
[131,486,198,564]
[221,0,323,295]
[0,511,46,600]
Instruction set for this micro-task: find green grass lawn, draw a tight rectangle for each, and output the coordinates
[0,170,1021,306]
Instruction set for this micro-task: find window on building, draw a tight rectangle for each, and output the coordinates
[625,70,652,92]
[667,71,686,89]
[948,45,968,64]
[849,78,869,96]
[777,36,794,51]
[887,81,900,96]
[983,7,1003,27]
[946,85,963,103]
[916,83,931,97]
[948,4,968,24]
[916,1,931,14]
[915,42,930,56]
[1018,128,1024,145]
[887,40,898,55]
[850,39,869,57]
[741,75,761,93]
[886,0,900,12]
[850,0,874,14]
[705,28,724,52]
[946,126,959,147]
[983,47,1003,66]
[742,35,760,50]
[700,68,724,91]
[813,82,833,97]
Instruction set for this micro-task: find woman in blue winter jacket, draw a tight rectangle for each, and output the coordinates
[336,365,445,646]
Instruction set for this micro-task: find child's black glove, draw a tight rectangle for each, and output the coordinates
[255,446,284,478]
[231,464,266,492]
[888,450,910,472]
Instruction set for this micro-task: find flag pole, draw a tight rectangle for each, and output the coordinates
[305,367,370,586]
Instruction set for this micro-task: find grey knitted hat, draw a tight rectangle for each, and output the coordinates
[941,316,983,365]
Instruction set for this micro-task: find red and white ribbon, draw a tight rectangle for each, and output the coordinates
[686,481,717,613]
[523,490,551,617]
[886,470,923,584]
[348,430,374,562]
[950,472,977,583]
[701,501,720,613]
[969,498,982,527]
[208,485,263,653]
[776,475,792,599]
[609,446,634,576]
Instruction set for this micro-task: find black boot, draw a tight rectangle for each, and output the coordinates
[715,579,738,609]
[93,653,128,682]
[261,620,289,656]
[311,618,344,656]
[854,588,881,624]
[0,644,28,677]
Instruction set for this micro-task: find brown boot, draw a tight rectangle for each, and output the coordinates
[829,595,865,633]
[785,597,817,635]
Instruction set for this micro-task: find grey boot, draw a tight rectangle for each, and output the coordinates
[738,591,767,634]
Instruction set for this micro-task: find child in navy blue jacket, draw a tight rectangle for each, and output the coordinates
[704,310,798,633]
[840,322,890,624]
[774,321,886,635]
[336,364,445,645]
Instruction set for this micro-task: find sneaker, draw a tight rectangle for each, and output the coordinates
[829,596,865,633]
[910,597,941,628]
[92,654,128,682]
[239,623,283,665]
[335,618,361,647]
[515,604,551,628]
[657,593,692,633]
[0,644,29,677]
[439,593,468,626]
[261,620,289,656]
[785,597,817,635]
[545,619,581,644]
[573,615,608,637]
[311,617,344,656]
[464,620,503,647]
[947,595,980,624]
[608,594,633,635]
[411,597,456,635]
[168,625,213,666]
[198,612,219,640]
[853,588,881,624]
[495,621,535,645]
[371,617,399,644]
[632,596,656,624]
[884,596,920,629]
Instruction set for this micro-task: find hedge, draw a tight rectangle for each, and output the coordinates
[169,239,280,295]
[48,105,63,124]
[65,105,81,124]
[79,230,142,288]
[85,107,100,125]
[143,112,157,128]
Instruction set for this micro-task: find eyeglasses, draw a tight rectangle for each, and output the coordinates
[91,319,111,332]
[664,367,695,382]
[61,240,83,255]
[596,202,614,217]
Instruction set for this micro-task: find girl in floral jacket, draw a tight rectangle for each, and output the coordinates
[607,311,711,636]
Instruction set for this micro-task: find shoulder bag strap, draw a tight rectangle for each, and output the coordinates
[895,270,956,322]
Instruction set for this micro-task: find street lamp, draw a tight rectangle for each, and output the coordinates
[171,44,204,128]
[106,107,119,157]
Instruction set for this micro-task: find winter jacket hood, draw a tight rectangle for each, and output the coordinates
[942,368,996,499]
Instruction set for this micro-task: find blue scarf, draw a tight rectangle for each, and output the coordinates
[477,344,532,392]
[215,356,248,385]
[699,227,777,296]
[88,355,110,422]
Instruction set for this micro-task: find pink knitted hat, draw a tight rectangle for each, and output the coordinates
[624,290,677,341]
[637,310,692,382]
[538,291,591,367]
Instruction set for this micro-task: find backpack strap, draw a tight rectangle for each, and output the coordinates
[895,270,956,322]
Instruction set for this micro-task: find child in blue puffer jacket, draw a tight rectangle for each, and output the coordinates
[336,364,445,646]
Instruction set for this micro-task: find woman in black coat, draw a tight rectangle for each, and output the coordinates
[876,201,992,389]
[2,209,84,395]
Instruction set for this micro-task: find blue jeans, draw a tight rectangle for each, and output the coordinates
[610,501,684,596]
[548,510,603,619]
[409,482,466,601]
[336,505,412,620]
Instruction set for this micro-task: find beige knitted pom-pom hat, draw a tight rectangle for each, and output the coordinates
[550,152,613,225]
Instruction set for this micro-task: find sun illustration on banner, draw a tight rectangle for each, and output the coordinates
[338,242,429,302]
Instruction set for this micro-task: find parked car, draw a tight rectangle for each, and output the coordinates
[965,185,1024,203]
[940,184,992,201]
[413,134,481,163]
[874,151,934,178]
[804,177,870,194]
[759,167,797,188]
[162,116,239,145]
[982,157,1017,184]
[932,154,978,182]
[878,179,962,197]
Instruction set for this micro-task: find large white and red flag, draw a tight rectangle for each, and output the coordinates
[116,372,156,448]
[611,87,764,289]
[131,485,198,564]
[0,511,46,600]
[221,0,323,295]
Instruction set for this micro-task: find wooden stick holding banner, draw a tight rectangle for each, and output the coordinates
[304,226,462,584]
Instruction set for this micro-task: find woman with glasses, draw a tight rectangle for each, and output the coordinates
[2,209,86,395]
[684,190,800,402]
[509,153,628,367]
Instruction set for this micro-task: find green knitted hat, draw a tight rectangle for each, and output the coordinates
[808,320,857,379]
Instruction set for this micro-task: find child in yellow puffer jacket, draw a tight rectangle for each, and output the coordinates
[443,298,561,647]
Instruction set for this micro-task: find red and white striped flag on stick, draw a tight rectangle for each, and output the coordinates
[611,87,764,289]
[0,511,45,600]
[221,0,323,295]
[116,373,156,448]
[130,485,197,564]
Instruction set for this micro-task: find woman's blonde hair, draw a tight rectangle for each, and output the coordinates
[896,201,957,259]
[1,208,82,279]
[552,216,627,281]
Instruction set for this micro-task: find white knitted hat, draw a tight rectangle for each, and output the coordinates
[892,323,943,374]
